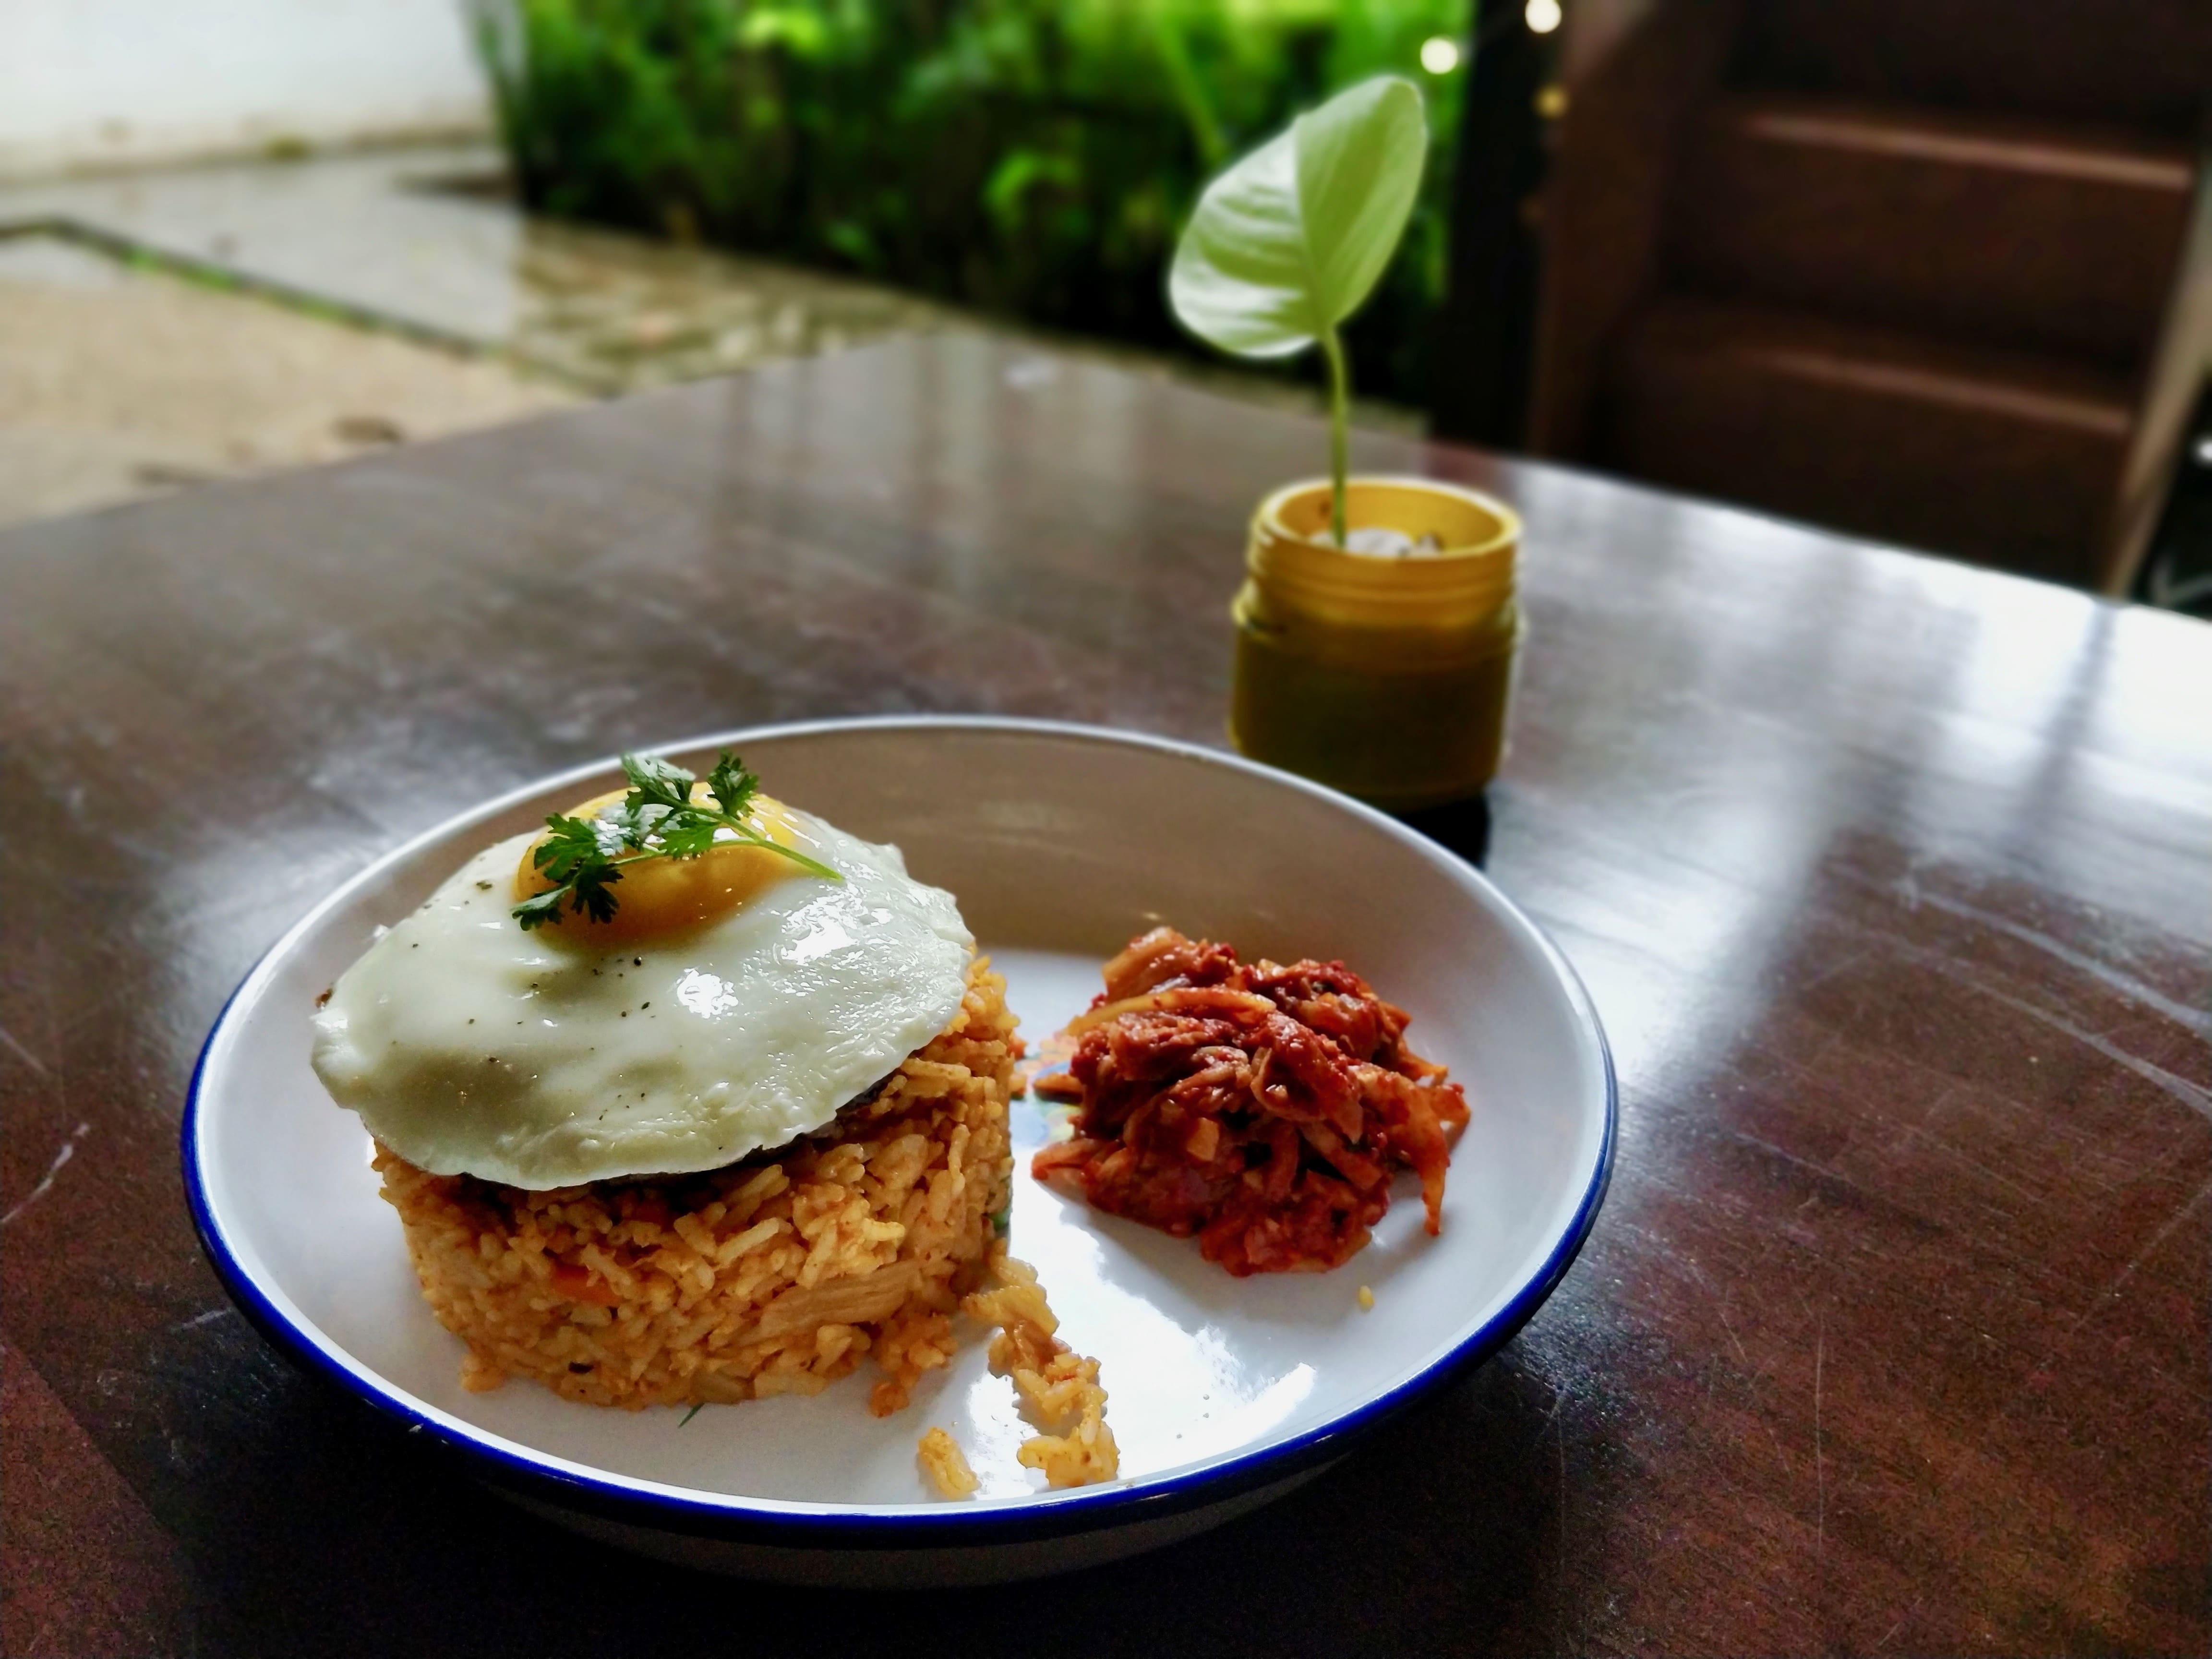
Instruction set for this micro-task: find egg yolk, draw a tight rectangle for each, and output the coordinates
[515,787,823,944]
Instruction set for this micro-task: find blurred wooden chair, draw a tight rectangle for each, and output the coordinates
[1515,0,2210,592]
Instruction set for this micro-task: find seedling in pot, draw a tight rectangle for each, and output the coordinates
[1168,76,1428,549]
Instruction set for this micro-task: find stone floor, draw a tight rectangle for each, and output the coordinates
[0,233,578,524]
[0,144,1416,531]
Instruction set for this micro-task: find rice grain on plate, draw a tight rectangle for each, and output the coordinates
[373,961,1017,1412]
[963,1251,1118,1487]
[917,1426,979,1498]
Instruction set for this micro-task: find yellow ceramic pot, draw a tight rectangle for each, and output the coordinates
[1229,475,1523,811]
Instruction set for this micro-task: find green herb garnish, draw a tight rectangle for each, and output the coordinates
[512,751,841,931]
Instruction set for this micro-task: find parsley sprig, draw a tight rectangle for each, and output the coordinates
[512,751,840,931]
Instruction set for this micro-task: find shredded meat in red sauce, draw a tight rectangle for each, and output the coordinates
[1030,928,1469,1276]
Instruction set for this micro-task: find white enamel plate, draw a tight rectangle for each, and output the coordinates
[185,718,1614,1585]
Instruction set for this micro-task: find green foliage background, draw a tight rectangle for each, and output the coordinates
[471,0,1474,407]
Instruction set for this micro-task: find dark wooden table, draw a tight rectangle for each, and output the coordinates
[4,333,2207,1657]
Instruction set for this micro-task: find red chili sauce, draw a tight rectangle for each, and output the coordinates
[1031,928,1469,1276]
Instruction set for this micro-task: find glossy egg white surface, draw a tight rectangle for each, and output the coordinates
[187,719,1614,1583]
[309,817,971,1188]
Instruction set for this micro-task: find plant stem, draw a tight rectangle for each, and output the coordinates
[1151,13,1227,169]
[1321,327,1351,546]
[694,813,844,883]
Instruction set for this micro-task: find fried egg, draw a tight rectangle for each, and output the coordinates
[310,794,972,1189]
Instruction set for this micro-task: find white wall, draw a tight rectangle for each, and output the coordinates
[0,0,492,179]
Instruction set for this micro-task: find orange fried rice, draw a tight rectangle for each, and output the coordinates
[372,959,1017,1413]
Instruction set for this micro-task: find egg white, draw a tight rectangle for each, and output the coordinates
[310,813,973,1188]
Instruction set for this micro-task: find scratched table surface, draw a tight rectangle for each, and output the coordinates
[3,333,2207,1657]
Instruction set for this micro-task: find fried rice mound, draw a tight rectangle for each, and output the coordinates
[372,959,1018,1413]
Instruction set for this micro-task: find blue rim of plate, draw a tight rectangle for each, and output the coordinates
[182,715,1617,1551]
